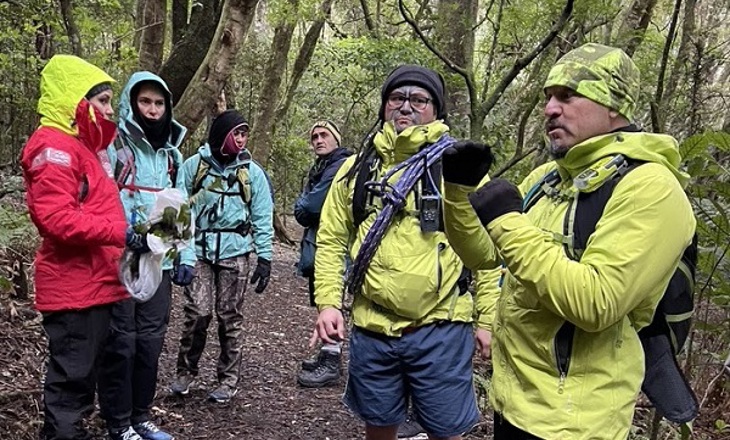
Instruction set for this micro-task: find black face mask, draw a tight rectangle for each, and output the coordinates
[130,82,172,150]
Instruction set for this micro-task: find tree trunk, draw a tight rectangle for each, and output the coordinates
[651,0,682,132]
[249,0,299,165]
[173,0,259,136]
[275,0,333,123]
[171,0,188,46]
[159,0,223,103]
[615,0,658,57]
[59,0,83,57]
[663,0,696,107]
[138,0,167,72]
[433,0,477,138]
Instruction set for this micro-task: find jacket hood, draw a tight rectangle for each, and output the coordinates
[117,71,186,148]
[38,55,115,135]
[557,131,690,188]
[373,120,449,166]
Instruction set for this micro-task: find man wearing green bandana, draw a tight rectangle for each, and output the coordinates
[440,44,696,439]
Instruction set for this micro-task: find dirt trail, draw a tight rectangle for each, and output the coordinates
[0,232,490,439]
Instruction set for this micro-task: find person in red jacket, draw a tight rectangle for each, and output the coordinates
[20,54,145,440]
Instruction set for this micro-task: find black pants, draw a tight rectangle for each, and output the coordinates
[40,303,114,440]
[98,271,171,429]
[493,412,544,440]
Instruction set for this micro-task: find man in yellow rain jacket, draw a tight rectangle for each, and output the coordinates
[441,44,696,439]
[310,65,482,440]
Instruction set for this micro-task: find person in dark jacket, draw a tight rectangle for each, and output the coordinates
[20,54,134,440]
[295,120,351,388]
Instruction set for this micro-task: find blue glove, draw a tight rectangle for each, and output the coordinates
[125,227,150,254]
[172,263,195,286]
[250,258,271,293]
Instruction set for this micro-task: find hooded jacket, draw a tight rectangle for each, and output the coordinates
[294,147,352,276]
[21,55,129,312]
[182,144,274,262]
[314,121,476,336]
[443,131,696,439]
[107,71,195,269]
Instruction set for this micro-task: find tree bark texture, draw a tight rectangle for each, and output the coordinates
[174,0,259,136]
[249,0,299,165]
[159,0,223,103]
[137,0,167,72]
[433,0,477,138]
[171,0,188,46]
[616,0,658,57]
[663,0,696,112]
[275,0,333,123]
[59,0,83,57]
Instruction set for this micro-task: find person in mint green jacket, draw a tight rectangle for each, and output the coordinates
[99,71,193,440]
[441,44,696,440]
[170,109,273,404]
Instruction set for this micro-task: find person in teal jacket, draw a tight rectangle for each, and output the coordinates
[98,71,194,440]
[171,109,273,404]
[441,44,696,440]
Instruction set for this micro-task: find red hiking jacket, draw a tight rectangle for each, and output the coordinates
[21,55,129,312]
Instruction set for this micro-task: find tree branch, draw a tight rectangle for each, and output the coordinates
[359,0,377,36]
[478,0,574,118]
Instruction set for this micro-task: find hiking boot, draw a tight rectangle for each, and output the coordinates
[170,374,195,396]
[300,353,320,372]
[398,415,426,439]
[208,384,238,403]
[297,350,340,388]
[108,426,143,440]
[132,421,174,440]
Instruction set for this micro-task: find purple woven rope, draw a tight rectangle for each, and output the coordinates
[347,134,456,296]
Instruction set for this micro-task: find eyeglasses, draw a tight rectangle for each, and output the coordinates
[387,93,432,111]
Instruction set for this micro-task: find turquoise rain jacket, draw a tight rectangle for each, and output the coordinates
[107,71,195,269]
[443,131,696,439]
[181,144,273,263]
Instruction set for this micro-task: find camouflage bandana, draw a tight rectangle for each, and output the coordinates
[544,43,640,121]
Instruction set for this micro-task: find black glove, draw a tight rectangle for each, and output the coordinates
[172,263,195,286]
[125,227,150,254]
[250,257,271,293]
[442,141,494,186]
[468,178,523,226]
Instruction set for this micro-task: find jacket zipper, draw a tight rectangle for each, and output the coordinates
[553,321,576,394]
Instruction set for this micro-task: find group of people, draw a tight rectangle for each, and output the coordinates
[22,41,695,440]
[23,55,274,440]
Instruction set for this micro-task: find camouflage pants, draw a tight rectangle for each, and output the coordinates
[176,255,251,387]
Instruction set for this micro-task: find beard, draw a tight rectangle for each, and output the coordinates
[391,111,421,133]
[548,139,568,159]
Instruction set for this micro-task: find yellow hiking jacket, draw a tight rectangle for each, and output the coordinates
[443,131,695,439]
[314,121,475,336]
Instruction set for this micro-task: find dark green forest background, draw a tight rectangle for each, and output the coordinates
[0,0,728,438]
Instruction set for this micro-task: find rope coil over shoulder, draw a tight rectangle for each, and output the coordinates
[346,134,456,297]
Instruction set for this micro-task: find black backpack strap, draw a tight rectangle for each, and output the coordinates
[352,148,378,227]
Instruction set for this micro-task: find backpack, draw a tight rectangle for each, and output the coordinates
[523,154,698,424]
[190,153,275,211]
[113,136,179,192]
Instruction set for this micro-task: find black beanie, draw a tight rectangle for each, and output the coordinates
[379,65,446,121]
[86,82,112,100]
[209,109,249,152]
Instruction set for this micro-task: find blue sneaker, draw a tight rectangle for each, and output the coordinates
[132,421,174,440]
[108,426,143,440]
